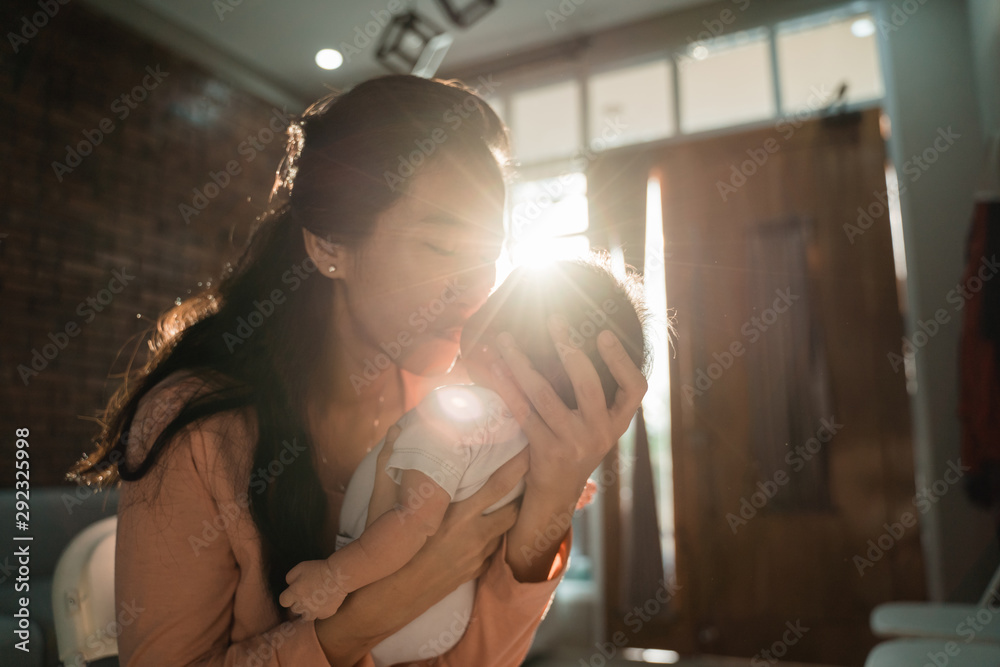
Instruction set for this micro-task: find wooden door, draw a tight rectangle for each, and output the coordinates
[598,109,923,666]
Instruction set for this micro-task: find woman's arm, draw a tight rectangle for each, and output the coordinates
[491,321,648,582]
[115,424,334,666]
[313,448,529,665]
[280,469,451,621]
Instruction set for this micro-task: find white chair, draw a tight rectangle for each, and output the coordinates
[51,516,119,666]
[865,638,1000,666]
[870,560,1000,642]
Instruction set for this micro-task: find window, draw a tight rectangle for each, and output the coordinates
[588,59,675,150]
[498,172,590,284]
[776,13,884,113]
[510,81,581,163]
[678,29,775,134]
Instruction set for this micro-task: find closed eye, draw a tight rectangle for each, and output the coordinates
[425,242,458,256]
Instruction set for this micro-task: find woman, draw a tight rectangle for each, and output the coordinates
[69,75,647,666]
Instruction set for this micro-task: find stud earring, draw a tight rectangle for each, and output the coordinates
[328,265,336,273]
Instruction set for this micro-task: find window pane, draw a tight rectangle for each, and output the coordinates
[509,172,588,240]
[504,173,589,274]
[510,81,581,163]
[678,31,775,133]
[777,13,884,113]
[588,59,675,149]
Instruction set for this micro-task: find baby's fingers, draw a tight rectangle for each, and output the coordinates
[284,564,303,584]
[278,587,298,609]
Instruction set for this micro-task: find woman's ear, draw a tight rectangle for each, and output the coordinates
[302,228,343,279]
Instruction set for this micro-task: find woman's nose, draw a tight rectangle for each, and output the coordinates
[455,260,496,316]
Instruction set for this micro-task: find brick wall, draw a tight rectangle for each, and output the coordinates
[0,0,299,486]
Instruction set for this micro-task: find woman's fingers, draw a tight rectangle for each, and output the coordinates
[547,314,607,423]
[487,355,534,427]
[454,448,529,517]
[495,331,570,436]
[598,329,649,435]
[482,500,519,536]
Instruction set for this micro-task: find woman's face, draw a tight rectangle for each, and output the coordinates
[338,156,505,378]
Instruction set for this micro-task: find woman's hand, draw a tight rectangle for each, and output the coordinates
[314,446,529,664]
[492,317,647,496]
[488,317,648,581]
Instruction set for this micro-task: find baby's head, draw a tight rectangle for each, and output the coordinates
[460,253,649,408]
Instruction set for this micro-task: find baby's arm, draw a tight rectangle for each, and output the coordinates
[279,468,451,621]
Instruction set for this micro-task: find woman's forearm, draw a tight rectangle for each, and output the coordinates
[504,479,582,582]
[314,540,460,664]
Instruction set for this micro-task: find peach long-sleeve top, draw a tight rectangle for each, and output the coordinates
[114,370,572,666]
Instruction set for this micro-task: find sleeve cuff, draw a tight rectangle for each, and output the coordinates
[386,448,463,499]
[480,524,573,607]
[279,617,379,667]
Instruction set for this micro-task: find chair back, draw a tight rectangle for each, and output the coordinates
[52,515,118,665]
[978,559,1000,607]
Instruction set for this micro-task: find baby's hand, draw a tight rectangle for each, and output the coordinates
[278,558,350,621]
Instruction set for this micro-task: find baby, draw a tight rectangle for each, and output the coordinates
[279,253,648,666]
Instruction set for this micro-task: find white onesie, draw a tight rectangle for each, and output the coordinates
[336,384,528,667]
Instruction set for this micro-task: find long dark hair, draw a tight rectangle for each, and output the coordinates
[68,75,511,612]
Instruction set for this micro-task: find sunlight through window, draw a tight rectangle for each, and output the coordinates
[642,176,675,578]
[497,173,591,285]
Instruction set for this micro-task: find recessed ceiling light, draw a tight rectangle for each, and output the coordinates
[851,17,875,38]
[692,45,709,60]
[315,49,344,70]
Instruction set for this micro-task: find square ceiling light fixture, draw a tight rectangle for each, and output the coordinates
[376,11,454,78]
[434,0,497,27]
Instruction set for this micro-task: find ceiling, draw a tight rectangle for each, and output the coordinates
[85,0,714,107]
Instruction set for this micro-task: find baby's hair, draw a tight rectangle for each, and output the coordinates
[484,252,650,409]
